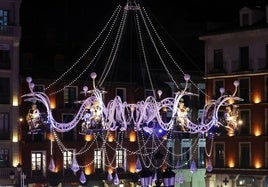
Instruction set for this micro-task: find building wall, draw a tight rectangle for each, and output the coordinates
[0,0,21,186]
[200,5,268,187]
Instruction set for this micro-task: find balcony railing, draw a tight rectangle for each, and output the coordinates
[0,25,21,37]
[0,167,15,178]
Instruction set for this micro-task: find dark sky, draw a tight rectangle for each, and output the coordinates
[19,0,268,77]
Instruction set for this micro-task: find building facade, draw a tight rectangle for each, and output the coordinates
[200,5,268,187]
[17,2,207,187]
[0,0,22,186]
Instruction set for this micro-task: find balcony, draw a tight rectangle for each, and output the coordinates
[0,25,21,37]
[0,167,16,186]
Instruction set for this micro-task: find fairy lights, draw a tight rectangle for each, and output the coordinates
[21,0,244,185]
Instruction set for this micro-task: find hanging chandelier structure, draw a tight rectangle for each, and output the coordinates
[21,0,243,185]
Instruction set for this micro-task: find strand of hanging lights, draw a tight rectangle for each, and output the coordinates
[22,0,243,185]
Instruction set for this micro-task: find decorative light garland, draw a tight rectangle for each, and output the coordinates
[21,1,244,185]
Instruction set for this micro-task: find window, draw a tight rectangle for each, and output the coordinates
[239,110,250,135]
[198,139,206,168]
[0,148,9,167]
[265,142,268,167]
[94,149,103,171]
[197,83,205,109]
[265,77,268,102]
[238,78,250,102]
[64,86,77,107]
[0,44,10,69]
[213,79,224,99]
[145,89,154,98]
[31,151,46,177]
[63,149,75,169]
[266,109,268,135]
[33,84,45,92]
[239,143,251,168]
[116,149,126,171]
[266,44,268,68]
[237,176,256,186]
[0,10,8,31]
[241,13,249,26]
[214,143,225,167]
[240,46,249,70]
[179,83,191,106]
[263,177,268,187]
[0,77,10,104]
[166,139,174,166]
[213,49,223,70]
[116,88,126,101]
[181,139,191,168]
[62,114,75,141]
[0,112,10,140]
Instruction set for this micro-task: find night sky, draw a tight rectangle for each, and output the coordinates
[19,0,268,78]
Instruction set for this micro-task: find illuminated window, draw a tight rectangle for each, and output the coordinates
[0,148,9,167]
[0,112,10,140]
[181,139,192,168]
[116,149,126,171]
[198,139,206,168]
[166,139,174,166]
[237,176,256,186]
[63,149,75,169]
[263,177,268,187]
[31,151,46,177]
[94,149,103,171]
[0,10,8,31]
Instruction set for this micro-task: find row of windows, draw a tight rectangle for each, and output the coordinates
[32,149,126,177]
[213,77,268,102]
[214,141,268,169]
[212,44,268,73]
